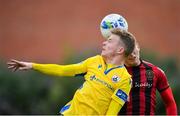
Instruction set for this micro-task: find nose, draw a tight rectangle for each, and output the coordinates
[130,52,136,58]
[102,41,107,46]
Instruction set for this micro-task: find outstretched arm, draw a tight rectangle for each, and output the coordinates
[7,59,87,77]
[160,87,177,115]
[32,63,87,77]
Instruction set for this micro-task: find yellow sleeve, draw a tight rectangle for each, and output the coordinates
[106,99,122,115]
[111,78,132,106]
[32,60,88,77]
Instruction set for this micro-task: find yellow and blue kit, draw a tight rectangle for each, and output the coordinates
[32,55,132,115]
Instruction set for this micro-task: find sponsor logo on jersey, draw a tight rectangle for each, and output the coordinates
[146,70,154,80]
[116,89,128,102]
[134,82,152,88]
[90,75,114,91]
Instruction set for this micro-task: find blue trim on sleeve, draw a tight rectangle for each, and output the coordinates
[60,104,71,113]
[116,89,128,102]
[78,84,83,90]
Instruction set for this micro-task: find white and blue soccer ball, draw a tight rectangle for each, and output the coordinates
[100,14,128,39]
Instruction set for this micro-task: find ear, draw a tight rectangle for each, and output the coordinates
[117,47,124,55]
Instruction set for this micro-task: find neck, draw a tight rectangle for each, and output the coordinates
[103,55,125,66]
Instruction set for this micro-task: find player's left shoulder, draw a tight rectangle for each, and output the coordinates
[122,67,132,78]
[113,75,132,89]
[117,69,131,82]
[111,74,132,87]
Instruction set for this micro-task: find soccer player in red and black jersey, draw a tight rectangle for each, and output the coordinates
[119,42,177,115]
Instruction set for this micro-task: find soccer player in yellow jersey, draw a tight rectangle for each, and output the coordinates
[7,29,136,115]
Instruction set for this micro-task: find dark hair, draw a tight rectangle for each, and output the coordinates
[111,28,135,57]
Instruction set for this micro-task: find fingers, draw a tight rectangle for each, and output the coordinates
[7,59,22,72]
[7,60,18,66]
[10,59,21,63]
[7,65,16,69]
[7,64,19,72]
[8,65,26,72]
[7,59,33,72]
[7,59,21,67]
[7,62,17,65]
[7,63,19,72]
[12,66,19,72]
[7,62,18,69]
[8,59,26,67]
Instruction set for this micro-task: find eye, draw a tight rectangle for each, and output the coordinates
[108,38,112,42]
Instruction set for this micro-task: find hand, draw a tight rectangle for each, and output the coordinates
[7,59,33,72]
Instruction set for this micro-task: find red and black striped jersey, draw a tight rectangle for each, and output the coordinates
[119,60,169,115]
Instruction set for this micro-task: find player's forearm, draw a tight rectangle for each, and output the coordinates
[106,99,122,115]
[32,63,84,77]
[166,101,177,115]
[160,88,177,115]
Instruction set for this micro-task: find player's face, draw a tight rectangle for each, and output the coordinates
[125,43,140,67]
[101,34,124,57]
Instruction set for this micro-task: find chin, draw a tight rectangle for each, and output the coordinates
[101,51,105,56]
[101,53,105,57]
[125,60,135,66]
[101,53,108,58]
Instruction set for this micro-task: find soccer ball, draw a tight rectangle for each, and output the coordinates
[100,14,128,39]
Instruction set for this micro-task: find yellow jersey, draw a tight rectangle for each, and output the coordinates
[32,55,132,115]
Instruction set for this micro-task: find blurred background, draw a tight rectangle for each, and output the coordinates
[0,0,179,114]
